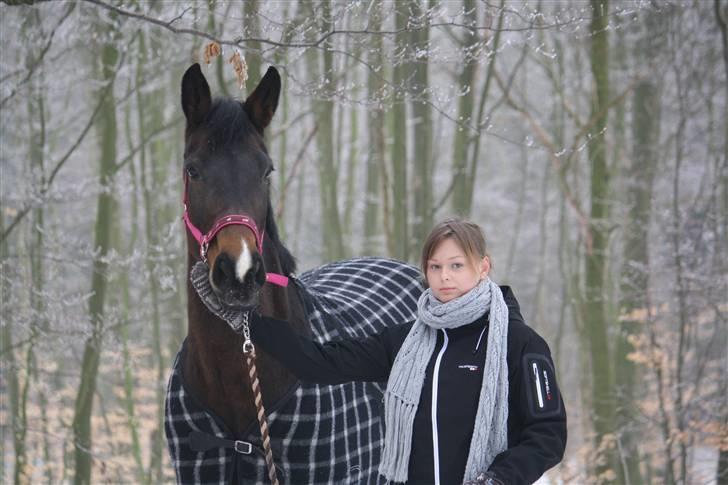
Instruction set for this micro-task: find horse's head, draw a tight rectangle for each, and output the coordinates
[181,63,291,309]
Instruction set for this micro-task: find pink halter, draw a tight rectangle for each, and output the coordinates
[182,173,289,287]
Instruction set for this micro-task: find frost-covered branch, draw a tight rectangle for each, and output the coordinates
[0,2,75,109]
[1,38,132,244]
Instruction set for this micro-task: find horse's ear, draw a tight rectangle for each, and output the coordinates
[181,63,212,129]
[244,66,281,133]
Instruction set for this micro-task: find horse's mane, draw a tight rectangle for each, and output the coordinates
[265,204,297,276]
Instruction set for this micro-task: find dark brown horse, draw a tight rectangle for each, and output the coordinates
[179,63,305,435]
[166,64,422,484]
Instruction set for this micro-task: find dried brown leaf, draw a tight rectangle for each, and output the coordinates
[229,50,248,90]
[204,42,222,64]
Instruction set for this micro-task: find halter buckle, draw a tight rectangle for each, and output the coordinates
[200,241,209,263]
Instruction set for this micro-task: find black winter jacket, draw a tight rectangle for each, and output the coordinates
[251,286,566,485]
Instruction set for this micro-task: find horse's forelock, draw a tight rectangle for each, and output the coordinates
[204,98,259,149]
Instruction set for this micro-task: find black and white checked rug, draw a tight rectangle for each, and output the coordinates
[165,257,423,484]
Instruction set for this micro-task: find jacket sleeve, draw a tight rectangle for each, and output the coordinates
[250,313,409,386]
[488,289,567,484]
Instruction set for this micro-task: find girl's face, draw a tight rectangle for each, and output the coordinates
[426,237,490,303]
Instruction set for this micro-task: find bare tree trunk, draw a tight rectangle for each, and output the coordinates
[307,0,345,260]
[584,1,617,481]
[243,0,261,94]
[390,1,409,260]
[0,214,19,485]
[343,92,359,238]
[671,65,690,485]
[451,0,477,217]
[545,32,566,363]
[72,40,118,485]
[120,83,145,483]
[505,61,529,280]
[136,34,160,482]
[273,2,291,237]
[410,0,432,249]
[614,10,663,484]
[28,46,50,483]
[342,19,360,240]
[137,31,171,483]
[15,331,30,485]
[464,0,506,215]
[363,2,384,255]
[714,1,728,482]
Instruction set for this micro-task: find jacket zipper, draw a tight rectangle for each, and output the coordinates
[431,329,449,485]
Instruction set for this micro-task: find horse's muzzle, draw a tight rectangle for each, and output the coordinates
[211,251,266,307]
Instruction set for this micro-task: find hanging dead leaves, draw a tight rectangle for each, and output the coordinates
[228,50,248,90]
[202,41,248,91]
[203,41,221,64]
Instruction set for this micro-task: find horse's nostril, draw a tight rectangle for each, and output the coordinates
[213,253,237,289]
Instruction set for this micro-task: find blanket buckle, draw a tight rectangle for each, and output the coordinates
[234,440,253,454]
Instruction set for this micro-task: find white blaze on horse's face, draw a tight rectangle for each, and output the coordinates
[235,238,253,283]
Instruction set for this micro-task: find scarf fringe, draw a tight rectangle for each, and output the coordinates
[379,392,418,482]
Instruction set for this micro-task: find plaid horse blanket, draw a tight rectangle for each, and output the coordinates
[165,257,423,484]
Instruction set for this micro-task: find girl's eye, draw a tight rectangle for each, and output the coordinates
[186,165,200,180]
[452,263,463,270]
[429,264,440,271]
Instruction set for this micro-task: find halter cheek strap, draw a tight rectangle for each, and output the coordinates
[182,174,289,287]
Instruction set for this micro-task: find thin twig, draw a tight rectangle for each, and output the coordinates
[275,124,318,219]
[0,2,76,109]
[1,35,134,244]
[111,116,184,174]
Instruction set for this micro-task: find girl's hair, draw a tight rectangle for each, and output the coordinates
[420,218,490,279]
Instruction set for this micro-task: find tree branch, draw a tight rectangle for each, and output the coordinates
[0,2,76,109]
[492,67,592,250]
[275,124,318,220]
[111,117,183,174]
[1,36,133,244]
[82,0,581,52]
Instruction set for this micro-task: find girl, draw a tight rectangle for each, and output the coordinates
[201,218,566,484]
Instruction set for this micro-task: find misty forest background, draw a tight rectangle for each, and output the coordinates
[0,1,726,484]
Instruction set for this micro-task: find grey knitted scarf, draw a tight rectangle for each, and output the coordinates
[379,278,509,483]
[190,261,249,333]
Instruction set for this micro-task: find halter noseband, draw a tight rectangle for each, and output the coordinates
[182,173,289,287]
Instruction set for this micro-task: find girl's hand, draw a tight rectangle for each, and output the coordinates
[462,471,505,485]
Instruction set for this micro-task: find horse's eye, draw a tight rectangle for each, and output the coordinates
[265,167,275,180]
[186,165,200,180]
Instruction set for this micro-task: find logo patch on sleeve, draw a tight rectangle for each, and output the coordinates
[523,353,561,417]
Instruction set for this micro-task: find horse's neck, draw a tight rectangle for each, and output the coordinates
[183,253,306,436]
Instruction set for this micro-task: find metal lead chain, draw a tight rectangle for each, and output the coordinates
[240,310,279,485]
[242,311,254,354]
